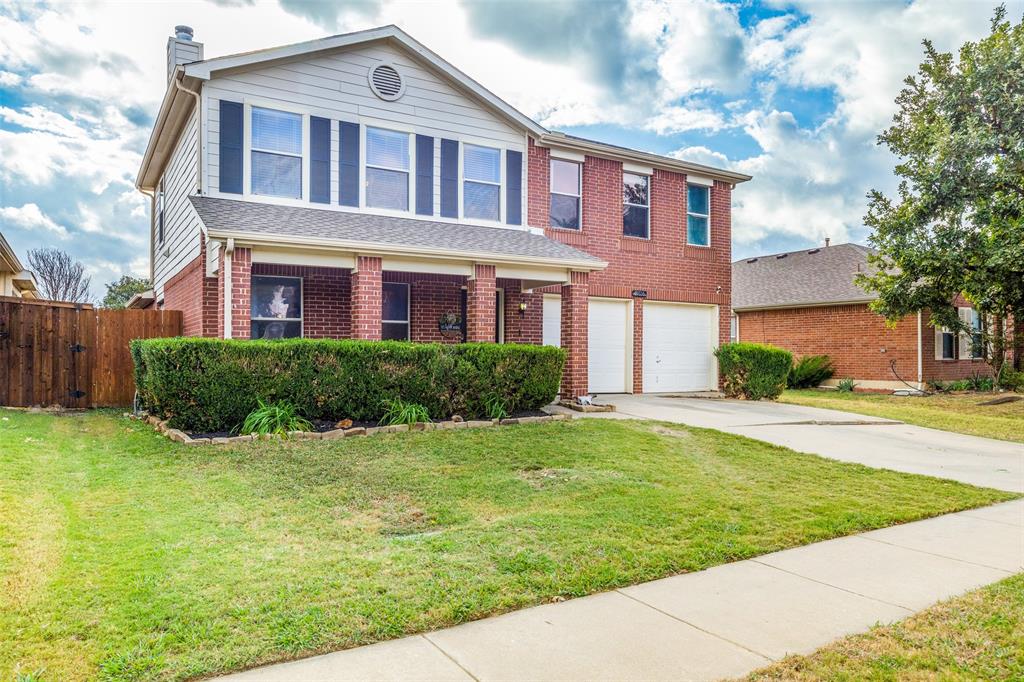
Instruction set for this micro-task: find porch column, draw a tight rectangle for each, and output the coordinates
[466,263,496,342]
[218,244,251,340]
[350,255,383,340]
[560,270,589,399]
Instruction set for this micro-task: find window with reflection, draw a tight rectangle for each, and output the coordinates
[382,282,410,340]
[251,107,302,199]
[686,183,710,246]
[622,172,649,238]
[463,144,501,221]
[549,159,581,229]
[250,275,302,339]
[366,127,410,210]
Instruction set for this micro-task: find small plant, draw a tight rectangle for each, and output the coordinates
[965,372,994,392]
[380,398,431,426]
[484,394,511,420]
[238,399,312,437]
[787,354,835,389]
[836,378,857,393]
[997,368,1024,391]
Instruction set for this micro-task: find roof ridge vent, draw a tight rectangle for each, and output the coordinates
[746,257,758,263]
[368,62,405,101]
[807,248,820,254]
[776,253,788,259]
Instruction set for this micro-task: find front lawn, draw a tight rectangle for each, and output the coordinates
[0,411,1014,681]
[745,572,1024,681]
[781,389,1024,443]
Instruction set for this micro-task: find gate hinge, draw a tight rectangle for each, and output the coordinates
[69,389,86,399]
[70,343,87,353]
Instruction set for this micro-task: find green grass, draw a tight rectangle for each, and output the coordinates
[781,389,1024,444]
[745,572,1024,680]
[0,410,1015,681]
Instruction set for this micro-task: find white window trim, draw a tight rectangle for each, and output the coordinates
[246,103,308,201]
[362,125,414,213]
[935,325,956,361]
[382,281,411,341]
[250,274,304,339]
[496,287,505,344]
[958,306,985,360]
[550,158,582,231]
[156,179,165,245]
[686,182,711,247]
[623,171,650,240]
[461,142,504,224]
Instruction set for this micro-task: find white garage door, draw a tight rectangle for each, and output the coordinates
[542,295,561,347]
[588,298,630,393]
[643,303,716,392]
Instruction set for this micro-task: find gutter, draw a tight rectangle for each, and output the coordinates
[732,298,877,313]
[204,228,609,272]
[173,76,203,193]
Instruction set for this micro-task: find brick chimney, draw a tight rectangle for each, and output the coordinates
[167,25,203,83]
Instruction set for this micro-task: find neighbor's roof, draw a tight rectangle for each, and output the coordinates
[190,196,606,270]
[732,242,878,311]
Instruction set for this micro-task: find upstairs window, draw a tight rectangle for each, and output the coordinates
[365,127,410,211]
[463,144,501,221]
[251,275,302,339]
[251,107,302,199]
[686,183,710,246]
[550,159,581,229]
[622,172,650,238]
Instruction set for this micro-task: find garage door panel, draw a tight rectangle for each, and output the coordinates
[588,299,629,394]
[542,295,561,347]
[643,303,715,392]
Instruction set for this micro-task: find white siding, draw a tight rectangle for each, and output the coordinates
[203,41,525,222]
[153,107,201,298]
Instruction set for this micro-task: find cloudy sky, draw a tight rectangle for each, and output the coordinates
[0,0,1013,299]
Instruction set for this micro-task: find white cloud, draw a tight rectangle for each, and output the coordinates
[0,70,21,86]
[644,106,728,134]
[0,203,68,237]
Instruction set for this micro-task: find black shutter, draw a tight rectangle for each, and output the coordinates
[219,100,243,194]
[440,138,459,218]
[310,116,330,204]
[415,134,434,216]
[506,150,522,225]
[339,121,360,207]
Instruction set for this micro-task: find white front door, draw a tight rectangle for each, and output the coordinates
[542,294,561,347]
[642,302,716,392]
[588,298,630,393]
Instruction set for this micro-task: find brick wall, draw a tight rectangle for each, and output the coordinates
[350,256,382,340]
[253,263,351,338]
[162,237,219,337]
[560,270,589,398]
[466,264,496,342]
[229,247,251,339]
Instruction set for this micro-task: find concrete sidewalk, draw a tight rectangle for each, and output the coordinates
[222,499,1024,682]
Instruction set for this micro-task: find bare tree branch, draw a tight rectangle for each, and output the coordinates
[26,248,92,303]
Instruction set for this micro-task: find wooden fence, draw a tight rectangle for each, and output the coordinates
[0,297,182,408]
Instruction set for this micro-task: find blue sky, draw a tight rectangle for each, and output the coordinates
[0,0,1014,300]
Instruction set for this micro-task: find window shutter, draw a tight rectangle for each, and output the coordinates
[506,150,522,225]
[440,138,458,218]
[934,325,944,361]
[310,116,330,204]
[339,121,360,207]
[219,100,243,194]
[958,307,972,359]
[415,134,434,215]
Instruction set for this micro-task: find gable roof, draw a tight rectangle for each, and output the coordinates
[137,25,751,191]
[732,242,877,311]
[190,196,606,270]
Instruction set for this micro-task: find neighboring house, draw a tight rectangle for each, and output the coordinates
[0,232,39,299]
[136,25,750,398]
[732,242,991,390]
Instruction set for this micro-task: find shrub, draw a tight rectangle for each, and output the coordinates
[966,372,995,391]
[836,378,857,392]
[787,354,835,389]
[715,342,792,400]
[380,399,431,426]
[132,338,565,433]
[997,368,1024,391]
[239,399,312,437]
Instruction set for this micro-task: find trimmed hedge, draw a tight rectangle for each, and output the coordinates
[715,342,792,400]
[132,338,566,433]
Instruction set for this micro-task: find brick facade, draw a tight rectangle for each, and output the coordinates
[466,264,496,342]
[560,270,589,398]
[350,256,383,340]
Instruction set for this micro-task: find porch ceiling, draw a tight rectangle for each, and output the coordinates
[191,196,606,272]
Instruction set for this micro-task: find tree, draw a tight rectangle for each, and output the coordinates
[102,275,151,309]
[858,6,1024,375]
[26,247,92,303]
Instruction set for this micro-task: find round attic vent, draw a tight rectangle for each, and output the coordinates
[368,63,405,101]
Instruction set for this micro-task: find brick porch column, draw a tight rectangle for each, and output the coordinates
[466,263,496,342]
[218,245,251,339]
[560,270,589,398]
[350,255,383,340]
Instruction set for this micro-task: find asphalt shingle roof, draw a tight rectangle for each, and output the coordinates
[732,242,878,310]
[189,196,604,266]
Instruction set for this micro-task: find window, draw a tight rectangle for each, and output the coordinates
[251,107,302,199]
[960,307,985,359]
[686,183,710,246]
[936,326,956,360]
[250,275,302,339]
[156,179,165,244]
[463,144,501,221]
[623,172,649,238]
[550,159,581,229]
[729,314,737,342]
[382,282,410,340]
[365,127,410,210]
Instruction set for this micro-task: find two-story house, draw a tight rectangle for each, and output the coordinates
[135,25,750,398]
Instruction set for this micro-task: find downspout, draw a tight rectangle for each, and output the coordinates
[138,187,156,288]
[223,238,234,339]
[916,311,923,388]
[173,73,203,194]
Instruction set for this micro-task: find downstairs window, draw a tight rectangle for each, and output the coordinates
[251,275,302,339]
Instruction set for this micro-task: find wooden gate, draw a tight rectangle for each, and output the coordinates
[0,297,182,408]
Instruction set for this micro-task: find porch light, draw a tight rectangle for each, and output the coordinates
[518,301,528,314]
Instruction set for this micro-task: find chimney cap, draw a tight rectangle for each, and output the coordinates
[174,25,194,41]
[824,237,831,247]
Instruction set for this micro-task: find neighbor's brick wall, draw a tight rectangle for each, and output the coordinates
[920,307,992,382]
[528,139,733,391]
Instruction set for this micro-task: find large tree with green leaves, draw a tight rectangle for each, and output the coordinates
[859,6,1024,373]
[102,274,150,309]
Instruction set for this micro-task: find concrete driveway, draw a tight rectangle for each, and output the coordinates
[589,394,1024,493]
